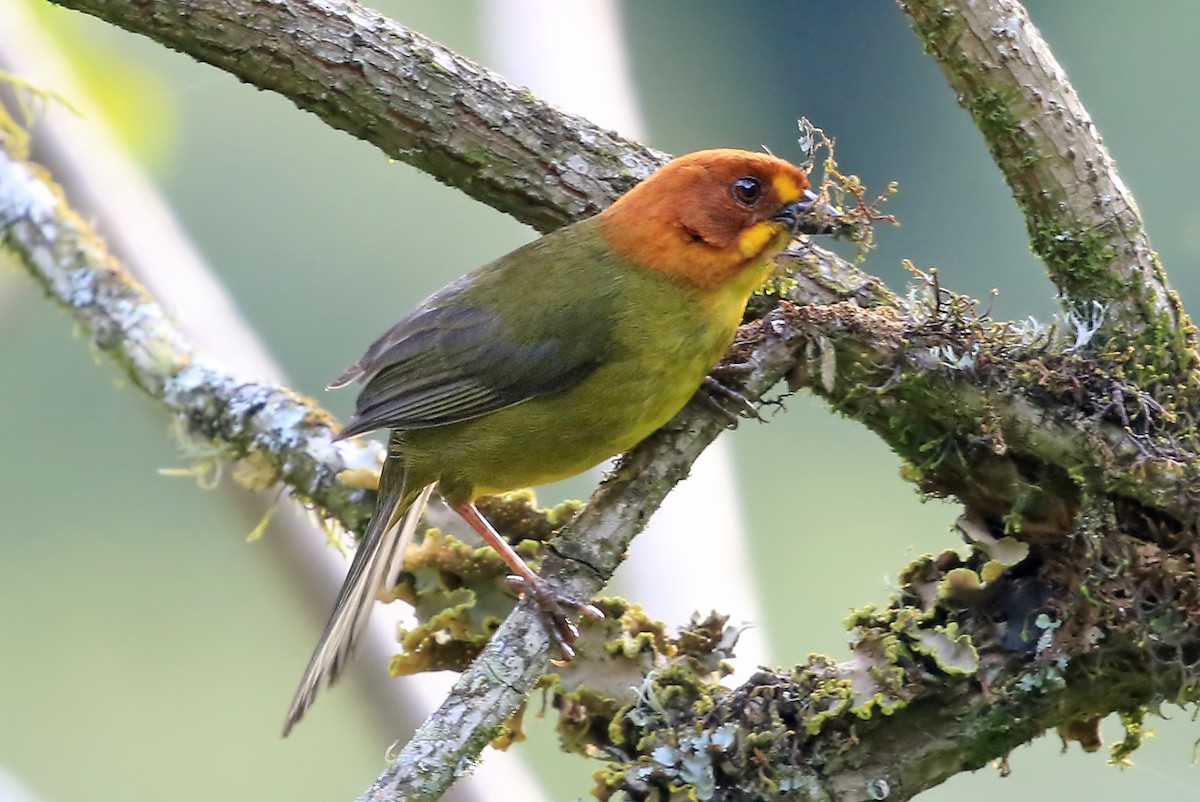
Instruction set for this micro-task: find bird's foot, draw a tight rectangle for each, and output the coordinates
[505,574,603,663]
[697,373,762,426]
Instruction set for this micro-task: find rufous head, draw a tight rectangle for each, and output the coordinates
[599,149,813,291]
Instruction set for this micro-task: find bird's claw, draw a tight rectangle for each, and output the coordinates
[505,574,603,662]
[698,375,762,425]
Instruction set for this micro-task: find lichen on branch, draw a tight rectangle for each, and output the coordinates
[0,144,378,534]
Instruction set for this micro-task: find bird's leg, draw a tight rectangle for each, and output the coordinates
[697,361,762,424]
[449,500,603,661]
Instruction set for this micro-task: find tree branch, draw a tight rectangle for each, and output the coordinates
[900,0,1197,380]
[786,292,1200,536]
[589,519,1193,801]
[0,146,378,533]
[47,0,666,234]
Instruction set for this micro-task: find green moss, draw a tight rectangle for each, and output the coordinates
[914,4,966,57]
[475,489,581,543]
[1109,709,1151,766]
[964,82,1033,162]
[463,148,491,167]
[758,271,799,300]
[804,680,855,735]
[1031,224,1121,303]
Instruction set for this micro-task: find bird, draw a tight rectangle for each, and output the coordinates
[282,148,829,735]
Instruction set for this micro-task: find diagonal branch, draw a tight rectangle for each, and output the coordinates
[47,0,666,234]
[900,0,1197,380]
[0,146,380,532]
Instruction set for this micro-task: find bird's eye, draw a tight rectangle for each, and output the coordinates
[731,176,764,207]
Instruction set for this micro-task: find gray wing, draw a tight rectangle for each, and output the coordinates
[333,273,614,439]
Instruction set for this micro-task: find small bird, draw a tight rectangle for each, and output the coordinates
[283,148,827,735]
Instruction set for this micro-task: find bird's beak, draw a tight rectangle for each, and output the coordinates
[774,189,841,235]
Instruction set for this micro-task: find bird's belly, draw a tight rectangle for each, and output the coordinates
[398,344,719,499]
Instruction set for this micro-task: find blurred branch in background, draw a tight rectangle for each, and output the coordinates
[6,0,1200,800]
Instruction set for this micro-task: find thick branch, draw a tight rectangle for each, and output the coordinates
[47,0,665,234]
[591,518,1194,801]
[772,296,1200,535]
[900,0,1196,380]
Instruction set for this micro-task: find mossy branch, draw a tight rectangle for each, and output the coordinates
[899,0,1198,382]
[581,524,1198,801]
[0,146,381,533]
[773,288,1200,535]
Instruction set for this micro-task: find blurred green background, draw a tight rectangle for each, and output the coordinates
[3,1,1200,800]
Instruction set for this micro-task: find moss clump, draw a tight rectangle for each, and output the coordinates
[1109,709,1153,766]
[381,490,586,673]
[1030,224,1120,303]
[476,489,583,543]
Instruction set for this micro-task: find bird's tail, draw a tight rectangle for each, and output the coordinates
[282,433,435,736]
